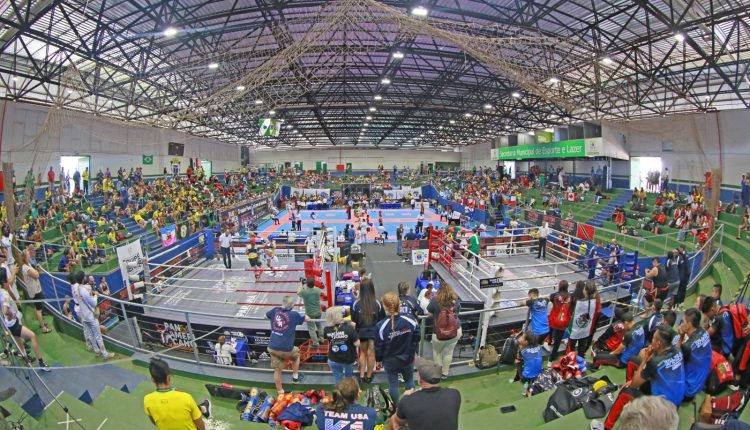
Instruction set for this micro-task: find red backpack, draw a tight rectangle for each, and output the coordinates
[435,305,458,340]
[549,294,572,330]
[705,351,735,395]
[719,303,749,340]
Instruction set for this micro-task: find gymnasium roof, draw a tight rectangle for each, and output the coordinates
[1,0,749,149]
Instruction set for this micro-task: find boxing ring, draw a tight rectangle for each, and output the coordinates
[142,258,335,329]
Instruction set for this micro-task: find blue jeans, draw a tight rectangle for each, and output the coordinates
[328,359,354,386]
[385,364,414,405]
[396,239,403,255]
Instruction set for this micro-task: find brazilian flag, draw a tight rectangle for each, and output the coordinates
[142,154,154,165]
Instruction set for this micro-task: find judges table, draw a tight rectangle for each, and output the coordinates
[379,203,402,209]
[268,232,309,242]
[305,202,329,210]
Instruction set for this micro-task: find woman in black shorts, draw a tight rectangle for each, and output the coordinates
[350,279,384,383]
[246,243,262,281]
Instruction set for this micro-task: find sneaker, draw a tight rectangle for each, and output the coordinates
[292,374,304,384]
[102,352,115,360]
[398,374,404,383]
[199,399,212,418]
[38,358,51,373]
[590,420,605,430]
[311,343,320,349]
[441,375,448,380]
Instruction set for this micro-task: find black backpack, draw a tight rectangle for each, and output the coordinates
[499,332,521,365]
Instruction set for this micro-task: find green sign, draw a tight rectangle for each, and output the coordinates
[497,139,586,160]
[142,154,154,165]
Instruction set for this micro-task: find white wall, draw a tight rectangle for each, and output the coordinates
[459,141,494,170]
[605,109,750,186]
[249,148,461,170]
[0,101,241,178]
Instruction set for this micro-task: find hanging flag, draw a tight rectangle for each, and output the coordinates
[259,118,280,136]
[142,155,154,165]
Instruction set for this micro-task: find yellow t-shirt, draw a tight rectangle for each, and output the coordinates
[143,389,201,430]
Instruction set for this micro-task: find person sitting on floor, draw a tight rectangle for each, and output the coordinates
[591,311,636,369]
[513,332,543,397]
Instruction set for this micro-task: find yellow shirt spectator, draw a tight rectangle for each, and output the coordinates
[143,389,202,430]
[108,231,116,243]
[86,238,96,248]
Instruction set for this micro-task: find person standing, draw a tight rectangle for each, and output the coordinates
[351,279,384,383]
[143,358,211,430]
[297,277,325,348]
[548,280,572,362]
[427,284,461,379]
[536,222,550,260]
[20,252,51,333]
[390,357,461,430]
[266,295,308,394]
[218,228,231,269]
[665,250,680,308]
[675,245,690,310]
[397,282,420,320]
[396,224,404,256]
[47,166,55,191]
[73,169,81,194]
[70,271,114,359]
[214,335,236,366]
[0,270,49,370]
[324,307,359,385]
[645,257,669,304]
[468,228,480,267]
[415,213,424,235]
[375,292,419,405]
[82,167,89,195]
[567,280,596,356]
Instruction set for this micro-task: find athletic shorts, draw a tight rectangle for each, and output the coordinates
[8,320,22,337]
[268,347,300,370]
[32,292,44,311]
[248,258,261,267]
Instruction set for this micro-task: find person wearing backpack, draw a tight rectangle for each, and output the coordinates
[427,283,461,380]
[701,296,735,357]
[375,292,419,405]
[548,280,572,362]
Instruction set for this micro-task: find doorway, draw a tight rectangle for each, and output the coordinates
[630,157,662,191]
[60,155,90,195]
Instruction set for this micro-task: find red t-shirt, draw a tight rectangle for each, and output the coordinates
[48,170,55,182]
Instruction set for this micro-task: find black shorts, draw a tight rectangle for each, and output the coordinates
[248,258,261,267]
[8,320,22,337]
[32,292,44,311]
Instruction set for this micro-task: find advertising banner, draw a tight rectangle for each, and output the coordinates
[412,249,428,265]
[160,224,177,247]
[498,139,586,160]
[289,187,330,199]
[116,239,144,300]
[218,196,272,229]
[522,209,595,241]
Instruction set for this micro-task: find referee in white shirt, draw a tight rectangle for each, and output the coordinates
[537,222,550,260]
[219,228,232,268]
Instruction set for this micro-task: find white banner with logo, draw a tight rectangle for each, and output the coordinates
[384,187,423,200]
[116,239,144,300]
[412,249,429,265]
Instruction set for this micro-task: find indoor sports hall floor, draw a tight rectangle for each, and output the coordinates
[259,208,446,241]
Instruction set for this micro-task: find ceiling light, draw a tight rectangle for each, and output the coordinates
[438,126,443,129]
[449,120,456,124]
[364,123,369,127]
[674,32,685,42]
[411,6,428,16]
[369,107,377,112]
[544,128,554,132]
[528,131,536,136]
[420,134,425,137]
[67,89,73,94]
[254,99,263,105]
[163,27,178,37]
[293,130,298,134]
[236,85,246,91]
[505,125,510,129]
[549,77,559,84]
[392,51,404,59]
[512,92,521,98]
[464,113,472,117]
[381,78,391,85]
[601,56,613,65]
[428,130,434,134]
[366,116,372,120]
[374,95,382,100]
[483,104,493,109]
[269,110,275,115]
[208,62,219,69]
[12,77,18,82]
